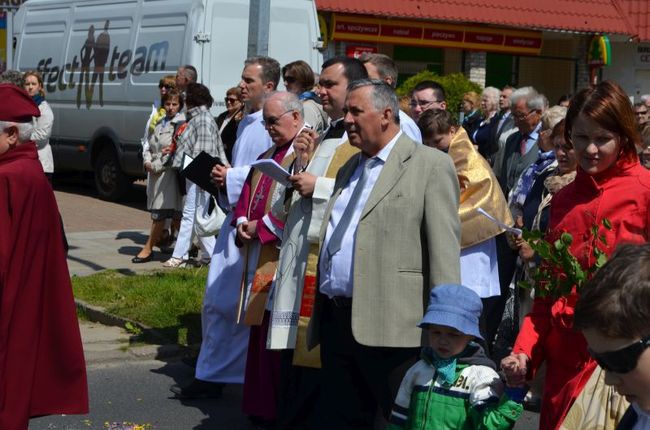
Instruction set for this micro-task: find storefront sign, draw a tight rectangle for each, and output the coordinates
[636,44,650,68]
[588,35,611,66]
[346,45,377,59]
[331,14,543,55]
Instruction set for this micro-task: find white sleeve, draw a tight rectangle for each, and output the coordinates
[226,165,252,207]
[307,176,335,243]
[468,366,503,407]
[31,103,54,148]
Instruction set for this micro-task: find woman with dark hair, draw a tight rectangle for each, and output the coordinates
[502,81,650,430]
[23,70,55,183]
[163,83,227,268]
[215,86,244,163]
[282,60,328,134]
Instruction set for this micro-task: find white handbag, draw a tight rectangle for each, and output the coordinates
[194,190,227,237]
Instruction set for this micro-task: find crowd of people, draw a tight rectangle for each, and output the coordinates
[2,51,650,429]
[124,54,650,430]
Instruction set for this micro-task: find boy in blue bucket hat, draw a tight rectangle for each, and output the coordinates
[388,284,522,429]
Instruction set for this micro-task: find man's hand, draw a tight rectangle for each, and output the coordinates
[161,145,172,155]
[144,162,153,173]
[293,128,319,170]
[236,220,257,243]
[211,164,229,188]
[289,172,317,198]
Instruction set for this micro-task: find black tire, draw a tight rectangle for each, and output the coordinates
[94,145,131,201]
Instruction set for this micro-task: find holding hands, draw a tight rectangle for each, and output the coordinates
[500,353,530,387]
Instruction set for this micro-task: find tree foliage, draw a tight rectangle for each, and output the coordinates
[396,71,483,120]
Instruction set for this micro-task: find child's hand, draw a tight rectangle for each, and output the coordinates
[500,353,529,387]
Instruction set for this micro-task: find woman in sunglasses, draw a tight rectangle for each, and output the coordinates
[215,86,244,164]
[281,60,328,135]
[501,81,650,430]
[574,244,650,430]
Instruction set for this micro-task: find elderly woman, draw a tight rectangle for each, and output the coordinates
[23,70,55,183]
[215,86,244,163]
[132,89,185,263]
[282,60,328,135]
[502,81,650,430]
[473,86,501,161]
[163,83,227,268]
[418,109,512,344]
[461,91,483,141]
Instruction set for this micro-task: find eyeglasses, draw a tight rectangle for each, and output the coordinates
[409,99,441,109]
[225,97,239,104]
[512,110,538,120]
[283,76,297,84]
[588,336,650,374]
[159,84,173,90]
[262,110,293,127]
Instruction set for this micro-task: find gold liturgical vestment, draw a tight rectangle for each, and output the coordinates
[449,127,513,248]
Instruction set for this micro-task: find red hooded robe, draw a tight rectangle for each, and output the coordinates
[0,142,88,429]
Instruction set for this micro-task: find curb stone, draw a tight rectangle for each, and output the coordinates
[75,298,186,361]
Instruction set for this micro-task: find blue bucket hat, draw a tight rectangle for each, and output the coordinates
[418,284,483,340]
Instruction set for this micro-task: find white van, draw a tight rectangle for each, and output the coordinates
[13,0,323,200]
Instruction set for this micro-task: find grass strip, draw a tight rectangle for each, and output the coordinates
[72,267,208,345]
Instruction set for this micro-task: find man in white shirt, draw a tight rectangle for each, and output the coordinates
[307,80,461,428]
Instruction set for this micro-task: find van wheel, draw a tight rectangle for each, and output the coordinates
[94,146,130,201]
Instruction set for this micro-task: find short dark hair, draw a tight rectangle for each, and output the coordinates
[412,80,446,102]
[359,53,398,89]
[161,89,184,111]
[575,244,650,338]
[282,60,315,93]
[185,82,213,108]
[417,109,457,139]
[245,56,281,89]
[321,56,368,84]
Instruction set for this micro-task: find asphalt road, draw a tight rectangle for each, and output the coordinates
[29,360,252,430]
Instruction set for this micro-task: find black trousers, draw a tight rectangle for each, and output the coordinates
[314,296,419,430]
[276,350,321,430]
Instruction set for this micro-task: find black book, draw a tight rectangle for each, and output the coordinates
[180,151,224,197]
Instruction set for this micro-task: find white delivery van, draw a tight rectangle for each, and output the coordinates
[12,0,323,200]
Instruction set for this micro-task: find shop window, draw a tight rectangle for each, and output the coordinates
[486,53,515,88]
[393,46,444,85]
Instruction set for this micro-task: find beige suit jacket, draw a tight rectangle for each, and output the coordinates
[307,133,461,349]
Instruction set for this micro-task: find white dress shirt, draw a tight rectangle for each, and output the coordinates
[318,131,402,298]
[398,110,422,144]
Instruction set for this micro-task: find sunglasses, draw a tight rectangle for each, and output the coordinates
[589,336,650,374]
[225,97,239,104]
[262,110,294,127]
[159,84,173,90]
[283,76,296,84]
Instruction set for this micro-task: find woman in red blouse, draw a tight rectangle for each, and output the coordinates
[501,81,650,430]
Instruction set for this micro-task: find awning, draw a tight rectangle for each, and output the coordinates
[315,0,648,41]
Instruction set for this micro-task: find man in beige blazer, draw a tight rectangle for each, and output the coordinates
[307,79,461,428]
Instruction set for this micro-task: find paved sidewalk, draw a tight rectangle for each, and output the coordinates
[67,229,167,277]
